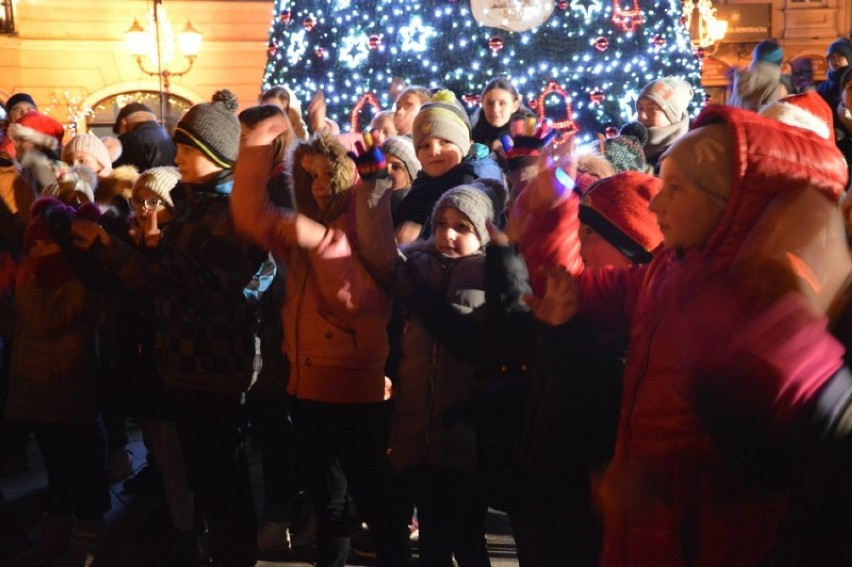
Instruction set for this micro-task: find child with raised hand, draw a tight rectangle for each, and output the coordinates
[395,89,505,244]
[635,76,693,173]
[352,135,500,565]
[525,105,852,566]
[232,114,410,567]
[470,77,536,152]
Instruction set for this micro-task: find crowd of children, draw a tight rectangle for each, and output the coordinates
[0,33,851,567]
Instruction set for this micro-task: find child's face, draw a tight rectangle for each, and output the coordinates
[828,53,849,72]
[306,153,335,210]
[637,97,670,128]
[416,136,464,178]
[393,93,423,135]
[67,151,103,176]
[175,143,222,185]
[434,207,482,258]
[482,88,520,129]
[8,103,36,124]
[843,80,852,110]
[578,224,632,269]
[369,115,397,146]
[131,186,174,227]
[386,155,411,191]
[650,158,725,250]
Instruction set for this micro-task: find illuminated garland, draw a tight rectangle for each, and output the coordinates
[349,92,381,132]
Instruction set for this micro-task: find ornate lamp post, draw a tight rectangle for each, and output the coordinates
[124,0,202,124]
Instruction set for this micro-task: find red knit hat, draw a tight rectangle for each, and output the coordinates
[8,111,65,151]
[579,171,663,264]
[759,91,834,140]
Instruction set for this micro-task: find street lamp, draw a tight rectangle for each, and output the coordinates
[124,0,202,125]
[682,0,728,55]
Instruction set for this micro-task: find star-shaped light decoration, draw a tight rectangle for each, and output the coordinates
[399,16,437,53]
[339,31,371,68]
[286,29,308,65]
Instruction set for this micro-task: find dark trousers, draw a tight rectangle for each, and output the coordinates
[406,465,490,567]
[170,388,256,567]
[245,384,298,523]
[291,398,409,567]
[31,421,110,521]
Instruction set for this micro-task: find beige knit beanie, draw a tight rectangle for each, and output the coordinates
[132,166,181,209]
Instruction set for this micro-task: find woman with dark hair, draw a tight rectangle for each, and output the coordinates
[470,77,536,151]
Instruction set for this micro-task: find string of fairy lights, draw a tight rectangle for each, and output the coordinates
[262,0,704,136]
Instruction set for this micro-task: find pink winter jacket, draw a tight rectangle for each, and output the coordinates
[578,106,850,566]
[232,143,391,404]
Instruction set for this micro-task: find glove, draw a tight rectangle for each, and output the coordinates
[500,118,557,172]
[347,131,388,180]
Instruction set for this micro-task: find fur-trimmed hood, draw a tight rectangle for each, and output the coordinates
[94,164,139,205]
[289,134,355,223]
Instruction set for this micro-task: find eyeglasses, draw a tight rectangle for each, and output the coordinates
[130,197,166,212]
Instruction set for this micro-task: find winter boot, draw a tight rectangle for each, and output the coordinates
[13,513,71,567]
[52,519,105,567]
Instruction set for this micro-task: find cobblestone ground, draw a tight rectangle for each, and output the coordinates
[0,423,519,566]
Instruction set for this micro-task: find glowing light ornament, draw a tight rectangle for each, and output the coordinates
[368,35,382,49]
[612,0,643,32]
[285,29,308,66]
[589,89,605,104]
[488,36,505,52]
[315,47,325,58]
[531,80,576,131]
[340,31,371,68]
[594,37,609,52]
[652,34,666,48]
[399,16,437,53]
[463,94,482,108]
[350,92,381,132]
[303,16,316,31]
[557,0,568,9]
[471,0,555,32]
[267,42,277,56]
[570,0,604,20]
[279,10,291,23]
[605,126,619,137]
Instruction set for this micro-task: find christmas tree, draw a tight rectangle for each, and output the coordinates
[262,0,704,137]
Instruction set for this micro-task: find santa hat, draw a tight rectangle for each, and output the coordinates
[8,111,65,151]
[759,91,833,140]
[579,171,663,264]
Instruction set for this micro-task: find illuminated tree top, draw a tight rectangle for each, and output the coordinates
[263,0,704,136]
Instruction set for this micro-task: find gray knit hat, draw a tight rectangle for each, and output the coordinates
[381,136,421,181]
[413,89,472,157]
[173,89,240,168]
[637,77,693,126]
[132,166,181,209]
[431,184,496,246]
